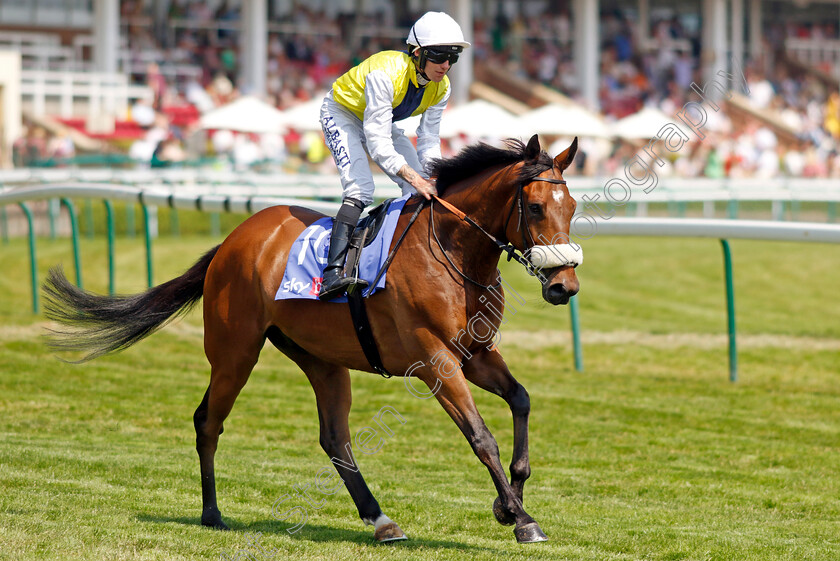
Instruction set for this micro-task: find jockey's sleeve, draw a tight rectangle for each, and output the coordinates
[416,81,449,174]
[363,70,408,177]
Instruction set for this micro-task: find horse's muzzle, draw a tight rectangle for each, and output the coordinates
[541,268,579,305]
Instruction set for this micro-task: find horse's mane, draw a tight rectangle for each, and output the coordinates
[429,139,554,196]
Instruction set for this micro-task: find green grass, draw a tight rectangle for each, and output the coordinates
[1,228,839,560]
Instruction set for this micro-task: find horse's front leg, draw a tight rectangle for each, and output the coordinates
[461,348,531,527]
[416,363,547,543]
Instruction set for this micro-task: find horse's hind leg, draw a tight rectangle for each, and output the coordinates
[267,329,406,542]
[194,323,264,530]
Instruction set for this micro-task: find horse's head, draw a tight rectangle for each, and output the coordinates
[506,135,581,305]
[430,135,582,305]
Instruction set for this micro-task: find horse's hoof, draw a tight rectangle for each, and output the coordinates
[374,522,407,543]
[514,521,548,543]
[201,508,230,530]
[492,497,516,526]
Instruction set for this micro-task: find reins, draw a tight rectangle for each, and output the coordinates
[367,197,428,291]
[430,197,502,290]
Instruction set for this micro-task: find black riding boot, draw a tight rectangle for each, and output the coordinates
[319,198,368,301]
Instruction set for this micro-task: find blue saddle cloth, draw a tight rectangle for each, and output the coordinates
[275,195,410,302]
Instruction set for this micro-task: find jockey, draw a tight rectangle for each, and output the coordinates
[317,11,470,301]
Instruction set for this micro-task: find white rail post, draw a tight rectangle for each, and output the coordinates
[61,72,73,118]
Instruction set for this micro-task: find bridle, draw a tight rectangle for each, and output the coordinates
[430,170,568,290]
[504,173,567,263]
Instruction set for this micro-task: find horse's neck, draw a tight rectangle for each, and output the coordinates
[434,173,513,283]
[443,171,512,238]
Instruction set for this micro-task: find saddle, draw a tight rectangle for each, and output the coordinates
[342,198,394,282]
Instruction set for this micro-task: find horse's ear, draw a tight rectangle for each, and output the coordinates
[553,137,578,172]
[524,134,541,162]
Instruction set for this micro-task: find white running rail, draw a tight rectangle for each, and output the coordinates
[2,184,840,243]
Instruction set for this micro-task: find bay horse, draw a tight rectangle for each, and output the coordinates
[43,134,580,544]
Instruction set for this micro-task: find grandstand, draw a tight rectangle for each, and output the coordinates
[0,1,838,181]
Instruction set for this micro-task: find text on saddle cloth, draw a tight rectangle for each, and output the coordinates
[275,195,410,302]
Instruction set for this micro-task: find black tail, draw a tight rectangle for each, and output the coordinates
[43,245,221,361]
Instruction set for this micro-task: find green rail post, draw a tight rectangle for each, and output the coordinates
[142,204,154,288]
[1,206,8,244]
[48,198,58,239]
[829,202,836,223]
[727,199,738,219]
[103,200,116,295]
[170,206,180,237]
[569,295,583,372]
[60,198,83,289]
[720,239,737,382]
[773,200,785,221]
[84,199,95,238]
[126,203,136,238]
[164,180,180,237]
[210,212,221,237]
[18,203,38,313]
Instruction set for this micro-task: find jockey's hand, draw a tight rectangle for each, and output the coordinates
[398,164,437,200]
[414,178,437,200]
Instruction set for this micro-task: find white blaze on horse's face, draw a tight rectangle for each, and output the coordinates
[532,136,582,305]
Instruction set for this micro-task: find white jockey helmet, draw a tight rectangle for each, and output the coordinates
[406,12,471,49]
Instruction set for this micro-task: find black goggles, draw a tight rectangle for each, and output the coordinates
[423,46,461,65]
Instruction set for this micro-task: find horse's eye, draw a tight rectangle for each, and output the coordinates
[528,203,543,216]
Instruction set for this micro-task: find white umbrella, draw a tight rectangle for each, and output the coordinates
[518,103,611,138]
[279,97,324,132]
[611,106,674,140]
[199,96,287,134]
[439,99,526,139]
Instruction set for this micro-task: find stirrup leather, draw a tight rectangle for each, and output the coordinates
[319,213,366,301]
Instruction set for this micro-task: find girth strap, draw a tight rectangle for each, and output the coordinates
[347,283,393,378]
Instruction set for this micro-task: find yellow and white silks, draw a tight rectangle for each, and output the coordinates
[320,51,450,206]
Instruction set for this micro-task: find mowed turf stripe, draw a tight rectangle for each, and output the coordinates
[1,235,838,560]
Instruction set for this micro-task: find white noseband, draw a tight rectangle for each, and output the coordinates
[527,244,583,269]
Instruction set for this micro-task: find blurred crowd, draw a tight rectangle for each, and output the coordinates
[14,4,840,180]
[484,11,840,179]
[12,127,76,167]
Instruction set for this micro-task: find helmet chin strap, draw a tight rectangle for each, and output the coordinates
[411,47,431,84]
[416,67,430,85]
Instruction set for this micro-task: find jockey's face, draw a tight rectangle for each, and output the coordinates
[424,59,451,82]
